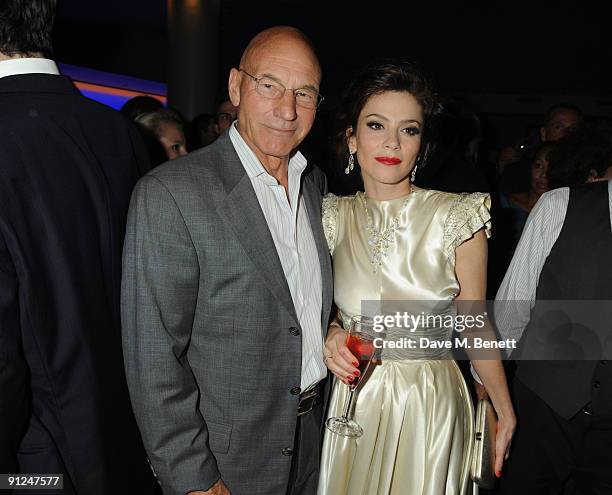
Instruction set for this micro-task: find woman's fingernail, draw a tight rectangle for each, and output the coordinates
[352,361,359,366]
[353,370,360,377]
[495,470,502,478]
[347,375,354,381]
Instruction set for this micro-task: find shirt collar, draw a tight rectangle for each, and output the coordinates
[229,121,307,180]
[0,58,60,79]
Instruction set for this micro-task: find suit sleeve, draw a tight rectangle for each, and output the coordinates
[121,175,220,495]
[0,230,30,472]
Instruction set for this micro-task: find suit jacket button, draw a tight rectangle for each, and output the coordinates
[600,360,607,365]
[289,327,300,336]
[282,448,293,456]
[290,386,301,395]
[593,381,601,389]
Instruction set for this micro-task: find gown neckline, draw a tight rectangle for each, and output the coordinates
[357,187,425,205]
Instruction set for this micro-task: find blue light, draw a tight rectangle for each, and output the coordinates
[78,89,135,110]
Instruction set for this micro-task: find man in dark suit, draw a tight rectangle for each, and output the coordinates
[0,1,158,493]
[122,26,333,495]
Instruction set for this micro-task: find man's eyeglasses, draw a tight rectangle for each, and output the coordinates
[239,68,324,110]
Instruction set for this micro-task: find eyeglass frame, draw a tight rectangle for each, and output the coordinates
[238,68,324,110]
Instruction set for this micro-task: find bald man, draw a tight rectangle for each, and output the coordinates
[122,27,332,495]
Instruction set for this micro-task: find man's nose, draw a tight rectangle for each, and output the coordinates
[277,90,298,121]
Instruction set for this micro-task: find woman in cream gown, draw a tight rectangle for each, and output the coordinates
[317,63,515,495]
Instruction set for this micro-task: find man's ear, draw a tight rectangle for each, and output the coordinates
[346,127,356,154]
[228,68,242,107]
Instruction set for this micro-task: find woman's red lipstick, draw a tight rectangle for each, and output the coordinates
[375,156,401,165]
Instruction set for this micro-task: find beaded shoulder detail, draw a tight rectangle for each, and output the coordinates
[322,193,340,255]
[443,192,492,264]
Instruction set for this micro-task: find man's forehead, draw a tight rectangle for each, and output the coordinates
[244,39,321,81]
[549,109,580,124]
[249,61,320,88]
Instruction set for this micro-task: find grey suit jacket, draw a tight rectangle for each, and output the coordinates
[121,133,333,495]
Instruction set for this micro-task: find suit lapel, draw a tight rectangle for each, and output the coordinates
[217,141,298,324]
[303,173,333,336]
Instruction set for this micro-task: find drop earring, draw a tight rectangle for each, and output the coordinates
[411,163,418,182]
[345,152,355,175]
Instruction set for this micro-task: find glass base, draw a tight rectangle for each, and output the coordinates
[326,416,363,438]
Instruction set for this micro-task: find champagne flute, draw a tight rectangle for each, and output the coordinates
[326,315,378,438]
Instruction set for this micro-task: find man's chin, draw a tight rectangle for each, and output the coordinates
[259,144,298,160]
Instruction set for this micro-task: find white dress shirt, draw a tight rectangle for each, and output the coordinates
[0,57,59,79]
[473,180,612,382]
[495,180,612,349]
[229,122,326,390]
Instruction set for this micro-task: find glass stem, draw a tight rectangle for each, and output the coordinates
[342,386,356,420]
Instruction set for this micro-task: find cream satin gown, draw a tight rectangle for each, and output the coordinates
[317,189,491,495]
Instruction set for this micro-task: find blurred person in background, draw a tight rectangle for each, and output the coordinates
[540,104,584,143]
[496,124,540,174]
[215,99,238,135]
[415,100,489,193]
[187,113,218,150]
[135,107,188,165]
[500,103,583,194]
[547,122,612,188]
[120,94,163,121]
[500,142,553,248]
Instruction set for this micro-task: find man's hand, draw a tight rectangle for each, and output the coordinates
[188,479,231,495]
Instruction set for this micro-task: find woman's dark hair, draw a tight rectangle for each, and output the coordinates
[547,123,612,189]
[532,141,555,165]
[334,62,443,177]
[0,0,56,57]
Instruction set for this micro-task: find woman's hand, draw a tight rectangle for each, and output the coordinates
[323,324,360,385]
[493,408,516,478]
[474,381,489,400]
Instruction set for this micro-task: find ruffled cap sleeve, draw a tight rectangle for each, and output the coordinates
[443,192,492,264]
